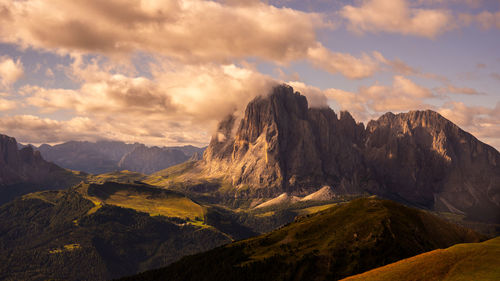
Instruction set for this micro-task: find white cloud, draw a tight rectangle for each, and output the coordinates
[460,10,500,30]
[439,101,500,149]
[0,97,17,111]
[0,56,24,88]
[341,0,454,38]
[16,59,277,146]
[0,0,385,79]
[307,44,380,79]
[289,75,435,122]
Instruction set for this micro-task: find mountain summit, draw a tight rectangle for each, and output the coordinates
[0,134,82,204]
[203,85,367,197]
[201,85,500,222]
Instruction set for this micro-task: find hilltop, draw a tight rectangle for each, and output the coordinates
[342,236,500,281]
[118,198,483,281]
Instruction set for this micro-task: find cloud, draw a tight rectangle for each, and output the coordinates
[475,10,500,30]
[0,0,387,79]
[438,101,500,149]
[0,115,99,144]
[0,97,17,111]
[341,0,454,38]
[459,10,500,30]
[436,84,482,96]
[14,58,278,146]
[306,43,380,79]
[290,75,435,122]
[0,56,24,88]
[45,68,54,78]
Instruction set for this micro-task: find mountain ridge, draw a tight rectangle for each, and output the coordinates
[36,140,206,174]
[117,198,484,281]
[197,84,500,222]
[0,134,84,204]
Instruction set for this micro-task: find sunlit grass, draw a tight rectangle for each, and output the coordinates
[49,243,81,254]
[80,182,206,222]
[295,203,337,215]
[342,237,500,281]
[101,191,205,221]
[89,170,147,184]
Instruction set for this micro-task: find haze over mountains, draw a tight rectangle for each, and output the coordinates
[36,141,205,174]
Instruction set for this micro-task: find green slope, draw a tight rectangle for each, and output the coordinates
[76,182,206,222]
[0,186,231,281]
[118,198,484,281]
[342,236,500,281]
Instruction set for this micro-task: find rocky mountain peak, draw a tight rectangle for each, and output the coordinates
[201,84,500,222]
[202,85,368,197]
[0,134,82,204]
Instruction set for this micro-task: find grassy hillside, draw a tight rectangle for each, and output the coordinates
[77,182,206,222]
[0,188,231,281]
[118,198,484,281]
[88,170,147,184]
[342,236,500,281]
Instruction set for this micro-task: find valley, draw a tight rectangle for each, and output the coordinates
[0,85,498,280]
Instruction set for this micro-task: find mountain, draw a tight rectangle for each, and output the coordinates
[37,141,138,174]
[341,236,500,281]
[254,193,300,209]
[300,185,336,201]
[37,141,205,174]
[364,110,500,222]
[0,182,232,281]
[0,180,350,280]
[0,134,83,204]
[196,84,500,222]
[202,85,366,198]
[118,144,189,174]
[117,198,484,281]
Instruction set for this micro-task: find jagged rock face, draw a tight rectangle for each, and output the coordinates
[118,145,189,174]
[365,111,500,222]
[203,85,500,222]
[203,85,369,197]
[0,134,68,186]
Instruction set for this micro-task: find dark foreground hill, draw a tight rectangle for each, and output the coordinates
[118,198,483,281]
[0,184,231,281]
[342,236,500,281]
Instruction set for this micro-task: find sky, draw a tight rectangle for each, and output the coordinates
[0,0,499,150]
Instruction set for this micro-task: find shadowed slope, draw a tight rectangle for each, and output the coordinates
[118,198,483,281]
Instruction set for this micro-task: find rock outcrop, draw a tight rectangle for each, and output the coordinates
[364,110,500,222]
[201,85,500,222]
[0,134,66,186]
[203,85,369,197]
[0,134,83,204]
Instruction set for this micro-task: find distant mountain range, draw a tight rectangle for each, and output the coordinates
[35,141,205,174]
